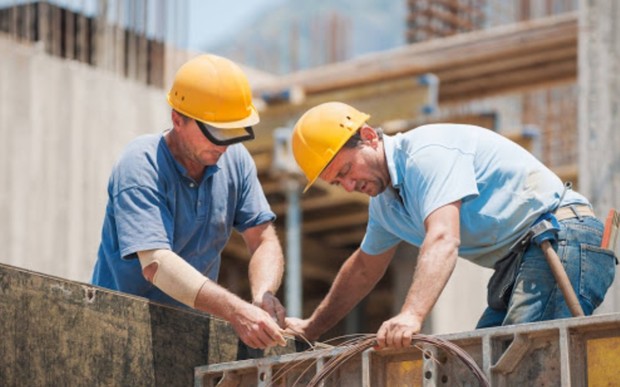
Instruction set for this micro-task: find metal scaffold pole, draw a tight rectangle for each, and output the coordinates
[272,127,304,318]
[284,177,302,318]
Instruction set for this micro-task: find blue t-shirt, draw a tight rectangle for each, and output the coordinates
[361,124,589,268]
[91,133,275,307]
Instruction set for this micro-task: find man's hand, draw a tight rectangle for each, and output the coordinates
[284,317,318,343]
[253,291,286,328]
[230,302,287,349]
[376,312,422,349]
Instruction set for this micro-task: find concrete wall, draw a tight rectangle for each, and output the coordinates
[578,0,620,314]
[0,36,170,282]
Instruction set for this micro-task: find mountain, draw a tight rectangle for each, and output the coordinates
[203,0,407,74]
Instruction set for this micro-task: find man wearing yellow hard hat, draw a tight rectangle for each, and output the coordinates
[91,54,286,349]
[285,101,615,349]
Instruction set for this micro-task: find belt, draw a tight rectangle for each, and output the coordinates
[555,204,596,221]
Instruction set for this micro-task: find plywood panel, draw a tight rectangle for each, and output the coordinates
[0,263,293,386]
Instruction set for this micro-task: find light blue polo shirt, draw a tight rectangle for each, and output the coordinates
[361,124,588,268]
[91,133,275,307]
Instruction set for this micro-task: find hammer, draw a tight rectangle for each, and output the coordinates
[531,215,585,317]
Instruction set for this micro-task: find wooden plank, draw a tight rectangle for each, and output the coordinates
[440,58,576,101]
[434,45,576,83]
[254,13,578,96]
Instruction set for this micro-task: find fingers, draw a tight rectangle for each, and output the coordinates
[377,328,412,349]
[264,296,285,328]
[376,324,388,349]
[255,293,286,328]
[284,317,299,335]
[273,302,286,327]
[284,317,317,343]
[247,323,286,349]
[235,308,288,349]
[376,318,419,349]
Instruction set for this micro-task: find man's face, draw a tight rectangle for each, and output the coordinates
[319,135,390,197]
[178,117,229,167]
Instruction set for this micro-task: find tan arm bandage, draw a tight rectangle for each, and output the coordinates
[137,249,207,308]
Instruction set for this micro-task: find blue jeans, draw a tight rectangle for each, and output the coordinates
[477,216,617,328]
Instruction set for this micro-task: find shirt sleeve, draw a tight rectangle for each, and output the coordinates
[233,147,276,232]
[360,202,402,255]
[114,186,173,259]
[406,145,479,222]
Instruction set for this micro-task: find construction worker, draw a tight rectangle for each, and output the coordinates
[91,54,286,350]
[285,101,616,349]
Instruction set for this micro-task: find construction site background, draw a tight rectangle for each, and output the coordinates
[1,0,619,342]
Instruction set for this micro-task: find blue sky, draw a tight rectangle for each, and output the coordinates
[187,0,284,51]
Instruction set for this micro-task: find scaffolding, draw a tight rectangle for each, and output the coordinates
[0,0,189,87]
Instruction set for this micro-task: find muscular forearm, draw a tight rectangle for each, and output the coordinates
[248,236,284,300]
[306,248,391,340]
[401,234,459,321]
[195,276,287,349]
[194,278,250,319]
[375,202,461,349]
[137,248,285,349]
[243,223,284,301]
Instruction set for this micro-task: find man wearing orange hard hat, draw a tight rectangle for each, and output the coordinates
[92,54,286,350]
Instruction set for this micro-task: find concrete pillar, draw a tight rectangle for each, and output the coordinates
[578,0,620,313]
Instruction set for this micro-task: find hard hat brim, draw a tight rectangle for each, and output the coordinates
[202,105,260,129]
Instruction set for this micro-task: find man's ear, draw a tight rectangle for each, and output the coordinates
[171,110,185,128]
[359,125,378,146]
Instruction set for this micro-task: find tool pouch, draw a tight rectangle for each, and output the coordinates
[486,231,533,310]
[487,249,524,310]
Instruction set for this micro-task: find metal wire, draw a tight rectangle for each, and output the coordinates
[292,333,490,387]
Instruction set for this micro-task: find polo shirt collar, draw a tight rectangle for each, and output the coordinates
[383,133,402,189]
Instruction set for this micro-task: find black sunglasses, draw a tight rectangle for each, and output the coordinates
[195,120,255,146]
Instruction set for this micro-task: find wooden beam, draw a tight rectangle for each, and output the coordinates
[440,58,576,101]
[434,45,576,83]
[254,12,577,96]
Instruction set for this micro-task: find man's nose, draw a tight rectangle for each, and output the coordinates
[342,179,356,192]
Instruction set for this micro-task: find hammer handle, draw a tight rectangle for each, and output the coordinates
[541,240,585,317]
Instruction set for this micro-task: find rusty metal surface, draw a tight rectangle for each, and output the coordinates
[196,313,620,386]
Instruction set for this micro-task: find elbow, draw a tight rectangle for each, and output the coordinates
[423,231,460,260]
[142,262,158,283]
[446,234,460,251]
[442,234,460,258]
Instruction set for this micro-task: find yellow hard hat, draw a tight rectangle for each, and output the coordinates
[292,102,370,192]
[167,54,259,145]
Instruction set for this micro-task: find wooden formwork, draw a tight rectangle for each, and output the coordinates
[195,313,620,386]
[0,263,294,387]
